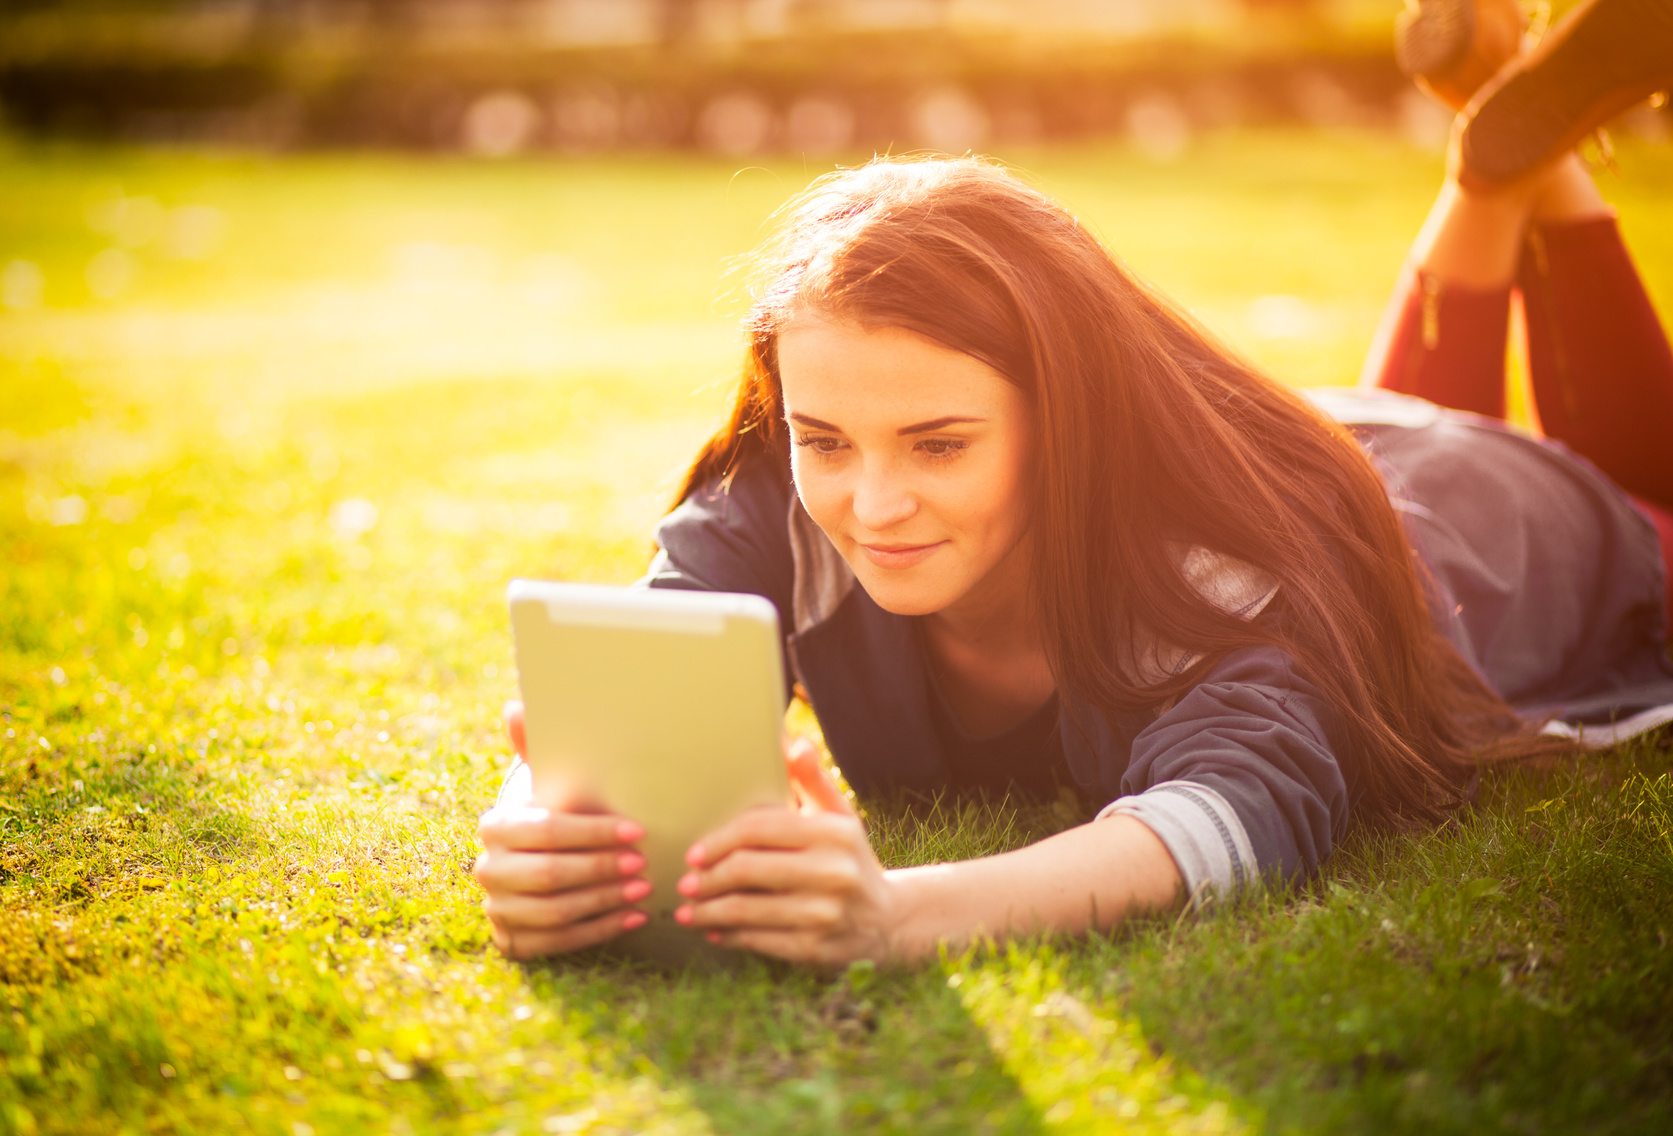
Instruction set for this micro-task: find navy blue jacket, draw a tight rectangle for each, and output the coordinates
[644,388,1673,892]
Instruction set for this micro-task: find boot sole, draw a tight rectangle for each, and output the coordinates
[1460,0,1673,187]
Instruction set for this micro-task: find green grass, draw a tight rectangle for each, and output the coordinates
[3,130,1673,1135]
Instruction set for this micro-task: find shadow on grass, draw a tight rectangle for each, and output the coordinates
[504,792,1245,1135]
[529,952,1048,1135]
[495,795,1121,1134]
[513,792,1075,1134]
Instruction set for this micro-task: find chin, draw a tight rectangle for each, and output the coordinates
[852,568,961,617]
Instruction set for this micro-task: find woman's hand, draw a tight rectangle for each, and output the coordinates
[674,738,896,967]
[473,701,652,959]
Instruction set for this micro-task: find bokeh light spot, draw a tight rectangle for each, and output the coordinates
[329,497,380,538]
[86,248,136,300]
[2,260,45,311]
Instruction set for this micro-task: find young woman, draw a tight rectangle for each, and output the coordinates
[474,0,1673,967]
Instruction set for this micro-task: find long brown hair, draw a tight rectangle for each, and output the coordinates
[679,156,1550,828]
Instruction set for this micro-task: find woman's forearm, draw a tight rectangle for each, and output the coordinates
[881,815,1185,962]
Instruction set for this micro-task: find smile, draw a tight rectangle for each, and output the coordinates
[858,541,947,569]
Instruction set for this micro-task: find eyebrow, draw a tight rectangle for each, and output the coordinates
[788,412,986,436]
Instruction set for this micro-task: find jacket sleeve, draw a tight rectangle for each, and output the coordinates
[1096,645,1351,902]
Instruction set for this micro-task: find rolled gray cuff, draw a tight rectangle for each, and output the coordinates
[1095,780,1258,907]
[1540,702,1673,750]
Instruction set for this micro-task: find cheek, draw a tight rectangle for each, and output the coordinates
[993,425,1035,531]
[790,454,846,531]
[997,450,1033,532]
[951,448,1031,541]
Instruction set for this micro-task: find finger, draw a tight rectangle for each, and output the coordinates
[474,847,645,895]
[678,847,859,900]
[479,806,645,852]
[704,927,848,966]
[504,700,527,758]
[687,808,858,868]
[678,891,843,932]
[786,737,854,816]
[491,907,647,960]
[484,877,651,930]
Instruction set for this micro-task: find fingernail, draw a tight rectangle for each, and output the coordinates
[617,851,646,876]
[674,905,693,926]
[617,820,645,843]
[676,871,699,897]
[685,844,705,867]
[622,878,653,902]
[705,931,721,944]
[622,911,648,930]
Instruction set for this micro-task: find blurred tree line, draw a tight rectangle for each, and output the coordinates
[0,0,1533,151]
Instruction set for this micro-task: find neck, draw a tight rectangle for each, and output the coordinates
[919,535,1055,734]
[922,535,1039,656]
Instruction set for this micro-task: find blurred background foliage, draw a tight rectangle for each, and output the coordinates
[3,0,1663,156]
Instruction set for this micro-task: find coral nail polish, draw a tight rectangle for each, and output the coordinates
[622,911,647,930]
[617,820,646,843]
[622,878,653,902]
[618,851,646,876]
[677,872,699,897]
[685,844,705,867]
[674,905,693,926]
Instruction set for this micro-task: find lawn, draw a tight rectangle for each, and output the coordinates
[2,130,1672,1136]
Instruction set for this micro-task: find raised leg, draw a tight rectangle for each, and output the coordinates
[1374,0,1673,638]
[1516,159,1673,510]
[1358,174,1544,417]
[1363,149,1673,634]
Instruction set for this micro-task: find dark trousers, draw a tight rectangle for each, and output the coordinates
[1363,215,1673,637]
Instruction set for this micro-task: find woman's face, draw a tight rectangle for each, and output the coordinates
[777,316,1034,619]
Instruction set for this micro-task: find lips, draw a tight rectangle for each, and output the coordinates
[858,540,946,569]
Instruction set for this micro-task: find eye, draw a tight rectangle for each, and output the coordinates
[794,435,847,456]
[917,437,968,460]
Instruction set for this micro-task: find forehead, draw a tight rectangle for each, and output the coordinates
[776,317,1016,422]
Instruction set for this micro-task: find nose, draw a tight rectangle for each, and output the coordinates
[850,455,917,533]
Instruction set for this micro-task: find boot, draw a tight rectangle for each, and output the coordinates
[1460,0,1673,188]
[1396,0,1530,110]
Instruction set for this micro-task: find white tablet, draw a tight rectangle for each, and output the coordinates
[507,579,791,966]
